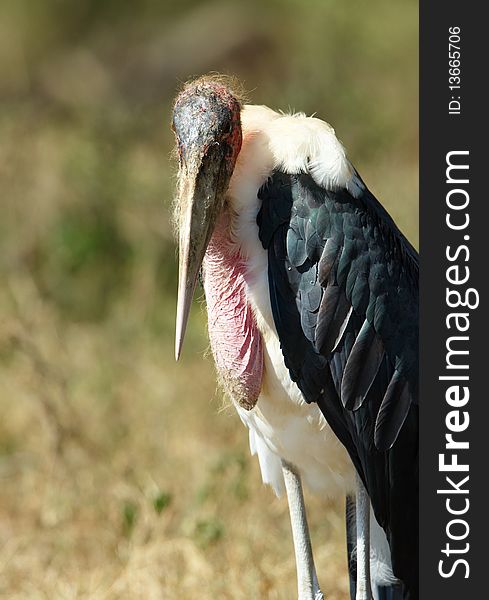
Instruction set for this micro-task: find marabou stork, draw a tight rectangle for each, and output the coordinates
[172,76,418,600]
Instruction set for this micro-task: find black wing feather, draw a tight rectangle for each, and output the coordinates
[315,286,351,354]
[257,169,418,599]
[374,370,412,452]
[341,319,385,411]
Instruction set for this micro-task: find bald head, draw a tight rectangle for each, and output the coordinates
[173,77,242,171]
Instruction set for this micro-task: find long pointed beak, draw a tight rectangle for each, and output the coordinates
[175,187,199,361]
[174,148,227,360]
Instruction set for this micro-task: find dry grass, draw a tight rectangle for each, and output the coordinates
[0,1,417,598]
[0,285,350,600]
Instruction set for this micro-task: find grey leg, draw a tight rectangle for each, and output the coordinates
[282,460,324,600]
[355,472,373,600]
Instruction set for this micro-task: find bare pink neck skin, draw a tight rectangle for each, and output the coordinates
[202,212,263,410]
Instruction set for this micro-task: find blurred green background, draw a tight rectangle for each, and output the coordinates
[0,1,417,598]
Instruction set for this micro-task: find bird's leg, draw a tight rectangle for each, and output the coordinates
[281,460,324,600]
[355,472,373,600]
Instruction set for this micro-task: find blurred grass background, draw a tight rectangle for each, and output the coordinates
[0,1,418,598]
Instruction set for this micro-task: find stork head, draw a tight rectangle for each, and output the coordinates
[172,77,242,360]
